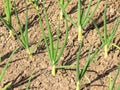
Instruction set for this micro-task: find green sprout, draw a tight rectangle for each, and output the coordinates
[0,0,14,37]
[76,43,104,90]
[36,2,75,76]
[93,2,120,58]
[59,0,101,42]
[13,0,33,58]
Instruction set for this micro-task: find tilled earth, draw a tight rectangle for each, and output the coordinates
[0,0,120,90]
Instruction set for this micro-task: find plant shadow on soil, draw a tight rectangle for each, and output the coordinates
[81,65,118,90]
[0,41,46,66]
[3,70,44,90]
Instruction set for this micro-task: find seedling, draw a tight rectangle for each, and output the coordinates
[93,2,120,58]
[14,0,33,58]
[37,2,75,76]
[59,0,101,42]
[0,47,18,90]
[29,0,75,76]
[0,0,35,58]
[76,43,104,90]
[0,0,15,37]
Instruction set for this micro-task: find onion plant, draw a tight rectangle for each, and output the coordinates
[0,47,18,90]
[14,0,33,58]
[76,43,104,90]
[93,3,120,58]
[108,65,120,90]
[37,2,75,76]
[29,0,74,76]
[0,0,35,58]
[58,0,101,42]
[0,0,14,37]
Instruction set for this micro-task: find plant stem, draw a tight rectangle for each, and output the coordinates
[77,0,82,42]
[9,29,14,37]
[52,65,56,76]
[60,0,64,20]
[60,10,63,20]
[104,44,108,58]
[112,44,120,50]
[76,81,80,90]
[78,26,83,42]
[26,48,33,59]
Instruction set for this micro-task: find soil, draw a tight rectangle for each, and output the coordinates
[0,0,120,90]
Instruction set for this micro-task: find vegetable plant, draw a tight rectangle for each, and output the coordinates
[0,47,18,90]
[59,0,101,42]
[0,0,35,58]
[14,0,33,58]
[37,2,75,76]
[76,43,104,90]
[0,0,14,37]
[93,2,120,58]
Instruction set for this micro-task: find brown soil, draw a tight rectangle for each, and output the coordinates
[0,0,120,90]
